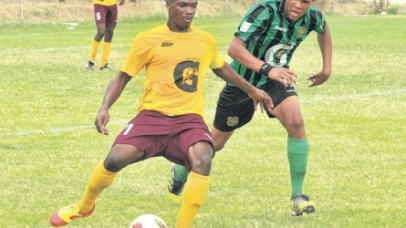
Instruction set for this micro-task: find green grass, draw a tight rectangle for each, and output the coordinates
[1,15,406,228]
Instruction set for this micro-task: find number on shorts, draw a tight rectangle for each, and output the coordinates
[123,123,134,136]
[96,12,101,21]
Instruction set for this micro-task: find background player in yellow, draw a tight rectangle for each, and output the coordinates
[85,0,125,71]
[49,0,273,227]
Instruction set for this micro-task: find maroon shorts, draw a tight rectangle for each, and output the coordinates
[93,4,118,28]
[114,110,214,171]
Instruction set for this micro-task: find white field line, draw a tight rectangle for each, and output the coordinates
[0,120,128,138]
[0,43,131,54]
[0,89,405,138]
[300,88,406,103]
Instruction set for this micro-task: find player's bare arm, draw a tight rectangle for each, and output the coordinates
[228,36,298,87]
[212,63,274,113]
[95,72,132,135]
[308,23,332,87]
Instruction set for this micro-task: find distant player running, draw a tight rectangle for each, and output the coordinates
[167,0,332,216]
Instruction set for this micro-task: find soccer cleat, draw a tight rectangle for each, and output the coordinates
[85,61,94,71]
[49,203,95,227]
[290,194,315,216]
[99,63,111,71]
[167,164,186,196]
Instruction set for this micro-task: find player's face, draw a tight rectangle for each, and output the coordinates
[167,0,198,32]
[284,0,315,22]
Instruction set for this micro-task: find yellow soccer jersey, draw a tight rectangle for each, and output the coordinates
[121,24,225,117]
[93,0,117,6]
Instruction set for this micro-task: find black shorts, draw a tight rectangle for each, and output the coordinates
[213,80,297,132]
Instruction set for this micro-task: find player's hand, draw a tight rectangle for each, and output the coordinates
[247,88,274,113]
[118,0,125,5]
[268,67,298,87]
[307,71,330,87]
[95,109,110,135]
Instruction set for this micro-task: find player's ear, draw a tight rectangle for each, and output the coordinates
[166,0,175,7]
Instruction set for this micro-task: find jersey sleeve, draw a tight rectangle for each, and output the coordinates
[234,4,271,43]
[208,35,225,69]
[120,34,151,78]
[309,8,327,33]
[210,53,225,69]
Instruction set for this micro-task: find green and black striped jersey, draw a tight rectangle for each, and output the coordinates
[230,0,327,87]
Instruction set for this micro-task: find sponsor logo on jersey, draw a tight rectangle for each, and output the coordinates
[161,42,173,47]
[240,21,251,32]
[227,116,239,127]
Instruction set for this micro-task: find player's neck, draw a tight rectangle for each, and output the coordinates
[167,22,191,32]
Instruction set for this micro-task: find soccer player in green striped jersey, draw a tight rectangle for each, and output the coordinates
[168,0,332,216]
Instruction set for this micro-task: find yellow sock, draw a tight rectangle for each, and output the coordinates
[100,42,111,67]
[78,160,118,212]
[175,171,210,228]
[89,40,100,62]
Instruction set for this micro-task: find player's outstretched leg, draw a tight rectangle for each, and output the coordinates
[290,193,315,216]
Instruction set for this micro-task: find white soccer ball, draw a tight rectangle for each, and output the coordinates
[128,214,168,228]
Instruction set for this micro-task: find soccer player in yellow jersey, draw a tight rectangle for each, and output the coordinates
[49,0,273,227]
[85,0,125,71]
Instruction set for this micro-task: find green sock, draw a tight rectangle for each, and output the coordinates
[174,165,189,182]
[287,137,309,198]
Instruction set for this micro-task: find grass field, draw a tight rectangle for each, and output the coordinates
[1,14,406,228]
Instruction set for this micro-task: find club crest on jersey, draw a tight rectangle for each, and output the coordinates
[227,117,239,127]
[297,26,307,39]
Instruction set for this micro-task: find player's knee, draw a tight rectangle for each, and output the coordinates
[287,114,304,131]
[103,157,122,172]
[96,29,106,37]
[196,155,212,170]
[103,148,132,172]
[190,150,213,175]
